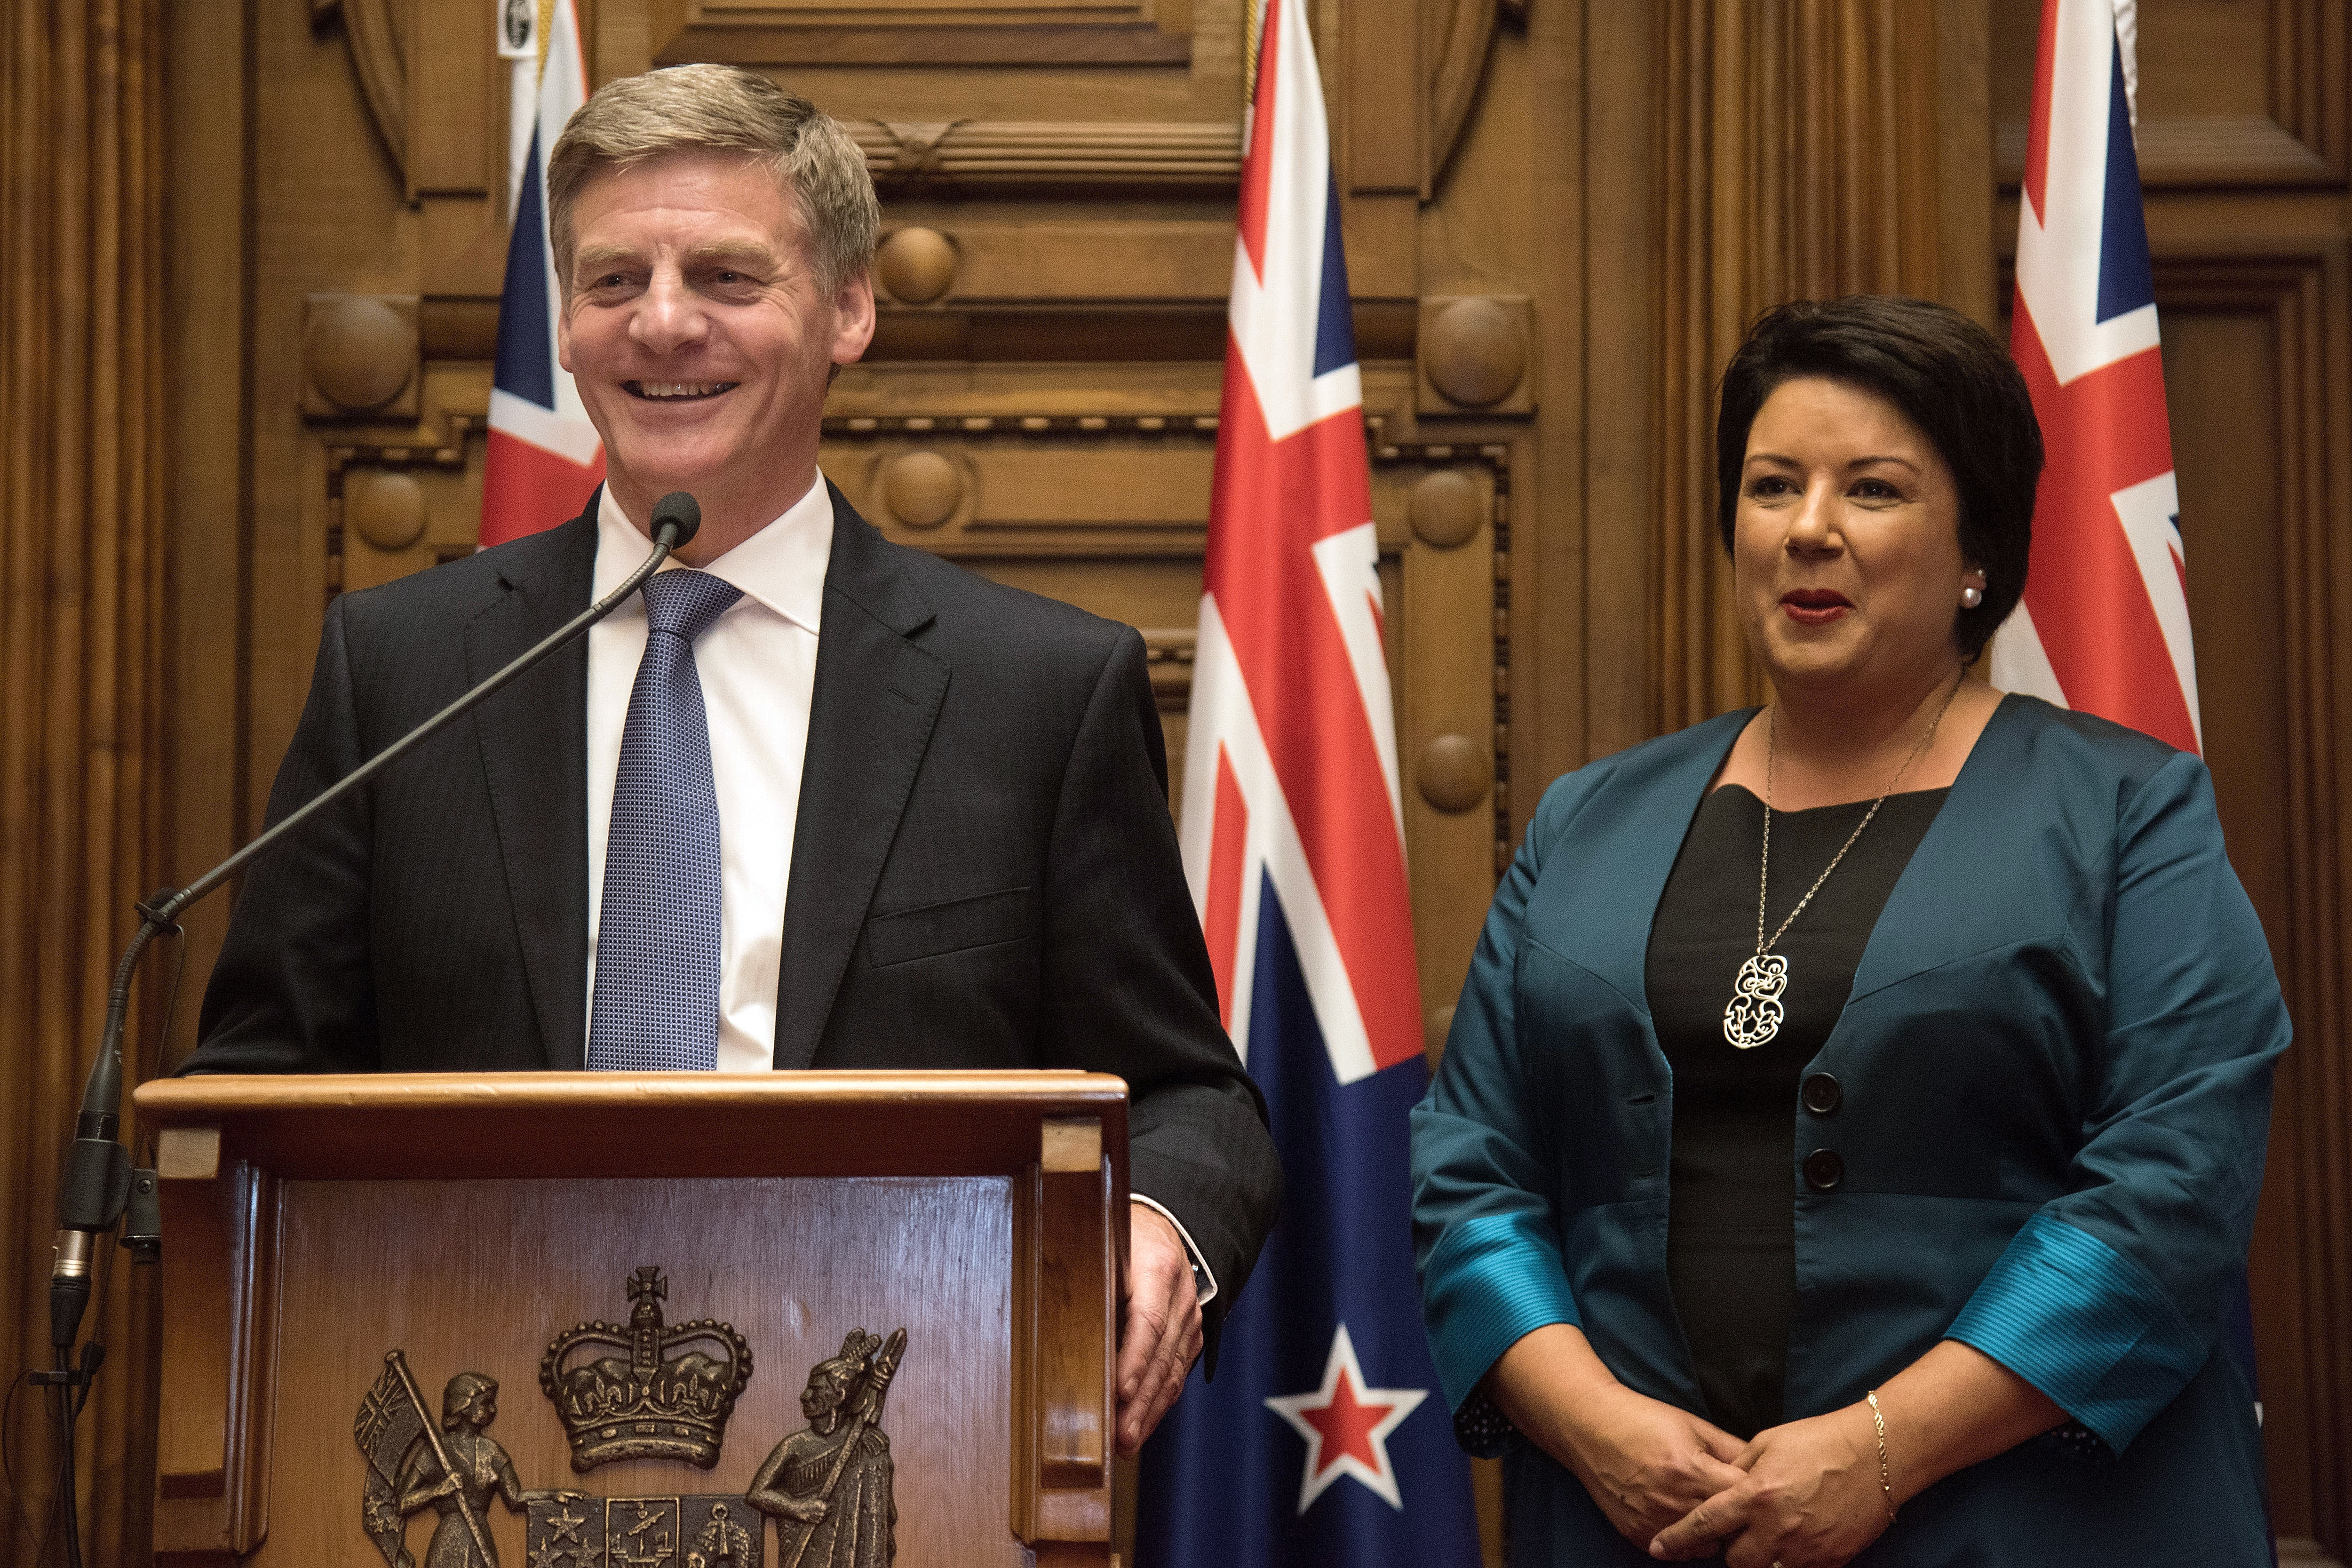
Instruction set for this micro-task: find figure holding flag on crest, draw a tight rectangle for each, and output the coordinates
[1137,1,1483,1564]
[354,1356,529,1568]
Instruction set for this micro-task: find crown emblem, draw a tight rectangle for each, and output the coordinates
[539,1266,754,1472]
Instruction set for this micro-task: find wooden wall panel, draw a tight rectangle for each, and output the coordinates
[121,3,2350,1566]
[0,0,171,1562]
[2173,251,2352,1568]
[2131,251,2352,1568]
[1989,0,2352,1555]
[648,0,1197,67]
[1994,0,2345,185]
[1650,0,1993,734]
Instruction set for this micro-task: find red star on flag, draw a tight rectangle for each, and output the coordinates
[1263,1323,1429,1512]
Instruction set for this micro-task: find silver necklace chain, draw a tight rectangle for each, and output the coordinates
[1722,677,1962,1050]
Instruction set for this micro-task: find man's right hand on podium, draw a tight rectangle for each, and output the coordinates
[1117,1204,1204,1457]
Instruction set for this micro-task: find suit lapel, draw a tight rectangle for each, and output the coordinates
[1525,708,1752,1017]
[1848,692,2036,1001]
[772,488,945,1070]
[467,504,597,1070]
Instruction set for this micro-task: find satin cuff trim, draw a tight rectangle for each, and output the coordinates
[1421,1208,1580,1411]
[1947,1213,2205,1451]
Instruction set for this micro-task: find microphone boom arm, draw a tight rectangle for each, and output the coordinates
[53,504,694,1349]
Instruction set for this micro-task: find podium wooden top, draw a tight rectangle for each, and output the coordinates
[133,1070,1130,1184]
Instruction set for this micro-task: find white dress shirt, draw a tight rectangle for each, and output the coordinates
[586,475,829,1072]
[581,476,1216,1301]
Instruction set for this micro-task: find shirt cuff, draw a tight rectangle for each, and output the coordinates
[1132,1194,1218,1305]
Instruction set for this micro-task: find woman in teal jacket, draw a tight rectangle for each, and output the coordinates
[1412,297,2287,1567]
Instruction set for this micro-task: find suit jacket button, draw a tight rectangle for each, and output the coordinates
[1804,1148,1845,1192]
[1802,1072,1842,1116]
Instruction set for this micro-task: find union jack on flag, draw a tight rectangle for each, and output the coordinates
[480,0,604,548]
[1996,10,2280,1525]
[1136,1,1478,1562]
[1991,0,2199,754]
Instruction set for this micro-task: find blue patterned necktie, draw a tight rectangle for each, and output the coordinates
[588,567,744,1072]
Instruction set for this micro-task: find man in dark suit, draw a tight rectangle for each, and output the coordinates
[188,63,1279,1456]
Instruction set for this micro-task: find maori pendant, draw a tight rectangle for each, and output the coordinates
[1723,953,1789,1049]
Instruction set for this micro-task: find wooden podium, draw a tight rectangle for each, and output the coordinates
[132,1071,1130,1568]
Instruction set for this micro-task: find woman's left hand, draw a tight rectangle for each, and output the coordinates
[1646,1403,1891,1568]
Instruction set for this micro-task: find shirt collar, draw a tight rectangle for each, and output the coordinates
[592,473,832,636]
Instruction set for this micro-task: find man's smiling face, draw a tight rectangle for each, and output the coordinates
[555,148,874,541]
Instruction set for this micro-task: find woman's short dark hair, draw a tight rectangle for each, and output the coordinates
[1715,295,2043,661]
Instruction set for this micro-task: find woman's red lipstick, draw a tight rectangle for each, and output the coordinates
[1780,589,1851,626]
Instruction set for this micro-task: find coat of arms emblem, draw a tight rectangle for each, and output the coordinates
[353,1266,907,1568]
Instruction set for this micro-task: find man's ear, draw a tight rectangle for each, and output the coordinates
[556,289,574,373]
[830,268,877,367]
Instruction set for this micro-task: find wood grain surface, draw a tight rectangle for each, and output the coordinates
[0,0,170,1560]
[263,1175,1025,1568]
[135,1070,1132,1189]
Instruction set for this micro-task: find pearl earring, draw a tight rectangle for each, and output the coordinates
[1961,585,1984,608]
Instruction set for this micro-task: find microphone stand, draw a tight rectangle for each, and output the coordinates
[34,494,700,1568]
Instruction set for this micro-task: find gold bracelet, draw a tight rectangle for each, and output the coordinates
[1865,1389,1898,1522]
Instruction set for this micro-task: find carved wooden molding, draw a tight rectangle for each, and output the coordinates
[817,413,1515,877]
[1428,0,1500,191]
[319,0,409,181]
[823,411,1223,438]
[849,120,1241,191]
[653,0,1192,67]
[322,413,483,602]
[1371,439,1515,878]
[1996,0,2344,187]
[1998,115,2339,188]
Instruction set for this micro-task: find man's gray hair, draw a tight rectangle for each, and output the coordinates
[546,64,879,295]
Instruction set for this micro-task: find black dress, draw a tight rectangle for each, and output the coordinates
[1643,783,1948,1440]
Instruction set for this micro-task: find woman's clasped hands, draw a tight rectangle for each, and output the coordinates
[1645,1403,1894,1568]
[1551,1378,1748,1544]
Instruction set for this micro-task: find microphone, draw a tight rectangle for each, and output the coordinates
[651,489,700,549]
[46,490,704,1353]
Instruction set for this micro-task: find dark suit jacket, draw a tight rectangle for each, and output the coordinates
[190,486,1281,1344]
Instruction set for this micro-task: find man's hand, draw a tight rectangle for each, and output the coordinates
[1647,1405,1889,1568]
[1117,1202,1203,1456]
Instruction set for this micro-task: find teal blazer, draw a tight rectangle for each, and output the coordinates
[1411,695,2287,1566]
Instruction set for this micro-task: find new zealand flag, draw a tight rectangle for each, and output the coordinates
[1136,2,1481,1562]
